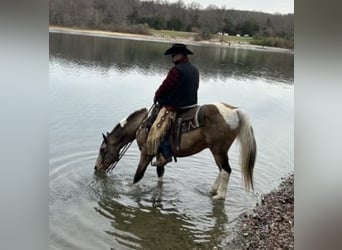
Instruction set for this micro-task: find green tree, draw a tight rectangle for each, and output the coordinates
[222,17,234,35]
[153,16,166,30]
[240,19,259,36]
[167,17,183,31]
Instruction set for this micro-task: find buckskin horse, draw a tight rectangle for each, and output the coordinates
[94,102,256,200]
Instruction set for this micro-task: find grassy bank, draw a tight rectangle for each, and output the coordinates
[151,29,254,44]
[150,29,196,39]
[49,26,293,53]
[151,29,293,49]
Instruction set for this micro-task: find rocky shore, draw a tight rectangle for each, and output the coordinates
[226,174,294,249]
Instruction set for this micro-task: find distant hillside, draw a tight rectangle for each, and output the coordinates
[49,0,293,49]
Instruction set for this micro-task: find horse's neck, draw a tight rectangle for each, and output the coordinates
[119,108,148,141]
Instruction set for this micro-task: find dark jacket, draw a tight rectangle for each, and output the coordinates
[155,59,199,109]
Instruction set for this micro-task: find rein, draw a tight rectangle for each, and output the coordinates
[106,104,156,174]
[106,141,133,173]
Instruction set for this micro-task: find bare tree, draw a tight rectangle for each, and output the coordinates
[49,0,293,47]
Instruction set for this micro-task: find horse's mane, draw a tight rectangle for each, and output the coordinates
[110,108,147,135]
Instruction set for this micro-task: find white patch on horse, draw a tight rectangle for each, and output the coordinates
[120,117,128,128]
[213,170,230,200]
[213,103,239,130]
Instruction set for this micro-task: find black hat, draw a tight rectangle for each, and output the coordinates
[164,43,194,56]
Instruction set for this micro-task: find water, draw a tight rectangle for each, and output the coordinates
[49,32,293,249]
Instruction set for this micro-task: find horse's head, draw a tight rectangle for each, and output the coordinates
[94,132,121,172]
[94,107,149,172]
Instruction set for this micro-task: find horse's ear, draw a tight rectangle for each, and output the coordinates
[102,133,108,144]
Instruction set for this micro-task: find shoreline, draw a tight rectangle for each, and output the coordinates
[49,26,293,53]
[226,173,294,249]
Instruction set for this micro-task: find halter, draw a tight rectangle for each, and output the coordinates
[105,104,156,174]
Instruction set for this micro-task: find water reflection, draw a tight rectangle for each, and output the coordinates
[49,32,293,83]
[93,176,230,249]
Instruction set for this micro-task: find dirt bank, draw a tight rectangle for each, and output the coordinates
[226,174,294,249]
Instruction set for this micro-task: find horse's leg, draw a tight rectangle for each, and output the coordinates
[156,166,165,182]
[213,169,230,200]
[133,151,153,184]
[210,167,222,195]
[211,151,232,200]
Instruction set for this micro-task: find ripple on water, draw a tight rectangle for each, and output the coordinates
[50,136,292,249]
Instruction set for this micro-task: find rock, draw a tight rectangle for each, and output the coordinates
[225,173,294,249]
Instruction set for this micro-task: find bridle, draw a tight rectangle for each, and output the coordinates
[106,140,133,173]
[105,104,156,173]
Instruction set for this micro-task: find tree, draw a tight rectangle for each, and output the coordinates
[222,17,234,35]
[49,0,293,48]
[240,19,259,36]
[153,16,166,30]
[167,17,183,31]
[127,9,139,25]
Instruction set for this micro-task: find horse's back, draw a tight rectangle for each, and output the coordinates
[199,103,240,130]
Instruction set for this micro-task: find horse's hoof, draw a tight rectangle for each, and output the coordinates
[210,189,218,195]
[132,180,141,187]
[213,194,226,200]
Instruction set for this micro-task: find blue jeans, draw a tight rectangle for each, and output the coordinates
[159,136,172,159]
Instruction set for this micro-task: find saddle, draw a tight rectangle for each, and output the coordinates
[137,105,202,155]
[173,105,201,151]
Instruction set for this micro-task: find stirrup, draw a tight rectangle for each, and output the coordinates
[151,155,172,167]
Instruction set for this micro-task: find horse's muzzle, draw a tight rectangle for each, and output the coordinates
[94,165,103,171]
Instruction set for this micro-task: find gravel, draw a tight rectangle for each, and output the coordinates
[226,173,294,249]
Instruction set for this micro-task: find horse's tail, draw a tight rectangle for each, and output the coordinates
[236,109,257,191]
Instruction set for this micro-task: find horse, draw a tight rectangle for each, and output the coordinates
[94,102,256,200]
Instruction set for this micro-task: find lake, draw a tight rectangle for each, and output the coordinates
[49,32,293,249]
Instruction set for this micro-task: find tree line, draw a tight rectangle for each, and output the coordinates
[49,0,293,48]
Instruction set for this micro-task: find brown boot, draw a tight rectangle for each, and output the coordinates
[151,154,172,167]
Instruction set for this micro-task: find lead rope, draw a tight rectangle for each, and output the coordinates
[106,104,156,174]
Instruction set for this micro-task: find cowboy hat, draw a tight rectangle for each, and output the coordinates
[164,43,194,56]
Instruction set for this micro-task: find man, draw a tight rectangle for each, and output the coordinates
[147,43,199,167]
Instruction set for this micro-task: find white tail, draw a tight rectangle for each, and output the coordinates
[236,110,257,191]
